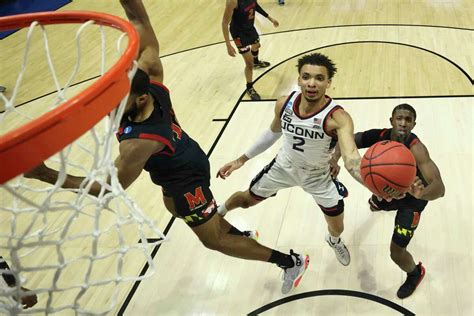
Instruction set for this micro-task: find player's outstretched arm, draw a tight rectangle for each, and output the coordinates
[120,0,163,83]
[331,109,363,184]
[24,138,164,193]
[255,3,279,27]
[217,96,285,179]
[410,142,445,200]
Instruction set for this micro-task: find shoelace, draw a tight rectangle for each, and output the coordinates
[331,240,347,257]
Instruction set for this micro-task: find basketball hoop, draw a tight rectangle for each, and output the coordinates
[0,11,165,315]
[0,11,138,184]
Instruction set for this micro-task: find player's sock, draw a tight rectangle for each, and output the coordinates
[251,50,259,64]
[217,204,228,216]
[246,82,253,90]
[268,250,295,269]
[329,234,340,244]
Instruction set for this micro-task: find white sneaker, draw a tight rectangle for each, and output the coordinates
[243,230,259,241]
[281,250,310,294]
[325,234,350,266]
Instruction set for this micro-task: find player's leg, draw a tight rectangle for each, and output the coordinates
[168,184,309,294]
[322,201,350,266]
[305,172,350,266]
[241,51,261,100]
[390,208,425,298]
[249,28,270,68]
[218,157,294,216]
[217,189,259,216]
[230,31,261,101]
[193,213,309,294]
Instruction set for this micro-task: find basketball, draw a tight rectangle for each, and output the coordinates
[360,140,416,199]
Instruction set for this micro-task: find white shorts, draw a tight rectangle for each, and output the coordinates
[249,155,348,209]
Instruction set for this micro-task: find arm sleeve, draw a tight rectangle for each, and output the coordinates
[245,128,282,159]
[356,129,384,148]
[255,3,269,18]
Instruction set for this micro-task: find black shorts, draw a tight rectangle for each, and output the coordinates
[163,183,217,228]
[229,26,260,54]
[369,195,425,248]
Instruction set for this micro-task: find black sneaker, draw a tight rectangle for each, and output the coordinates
[0,86,5,93]
[397,262,426,299]
[278,0,285,5]
[368,196,382,212]
[246,87,261,100]
[254,60,271,68]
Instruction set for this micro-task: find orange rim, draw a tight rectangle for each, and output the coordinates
[0,11,139,184]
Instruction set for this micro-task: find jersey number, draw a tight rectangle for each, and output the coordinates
[248,9,255,20]
[292,136,305,152]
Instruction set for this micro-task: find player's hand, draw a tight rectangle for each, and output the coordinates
[329,158,340,178]
[226,44,236,57]
[216,159,244,179]
[408,176,425,199]
[11,287,38,309]
[270,17,279,27]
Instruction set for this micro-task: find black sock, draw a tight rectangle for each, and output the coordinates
[408,264,420,276]
[251,50,259,63]
[268,250,294,269]
[227,226,245,236]
[246,82,253,90]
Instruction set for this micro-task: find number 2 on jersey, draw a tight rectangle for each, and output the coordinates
[292,136,305,152]
[248,9,255,20]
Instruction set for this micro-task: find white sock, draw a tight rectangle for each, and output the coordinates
[217,203,228,216]
[329,235,340,244]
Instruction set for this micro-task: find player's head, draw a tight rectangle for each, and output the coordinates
[296,53,337,103]
[297,53,337,79]
[124,68,151,115]
[390,103,417,140]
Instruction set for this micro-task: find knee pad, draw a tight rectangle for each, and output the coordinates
[320,199,344,217]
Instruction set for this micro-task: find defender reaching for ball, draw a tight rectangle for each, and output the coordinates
[333,103,445,298]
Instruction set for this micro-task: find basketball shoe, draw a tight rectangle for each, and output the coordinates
[246,86,261,100]
[281,250,309,294]
[325,234,350,266]
[368,195,385,212]
[253,60,270,68]
[397,262,425,299]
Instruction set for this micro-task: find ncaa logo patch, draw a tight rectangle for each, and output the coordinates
[124,126,133,134]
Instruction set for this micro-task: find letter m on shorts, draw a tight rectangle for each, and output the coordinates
[184,186,207,210]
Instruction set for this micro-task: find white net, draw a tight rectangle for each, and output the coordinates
[0,15,165,315]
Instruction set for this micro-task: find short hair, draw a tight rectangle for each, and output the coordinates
[130,68,150,96]
[297,53,337,79]
[392,103,417,120]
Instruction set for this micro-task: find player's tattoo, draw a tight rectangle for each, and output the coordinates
[346,157,363,184]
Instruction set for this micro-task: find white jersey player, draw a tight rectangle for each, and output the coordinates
[217,53,366,266]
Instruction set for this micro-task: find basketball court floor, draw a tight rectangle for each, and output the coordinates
[0,1,472,315]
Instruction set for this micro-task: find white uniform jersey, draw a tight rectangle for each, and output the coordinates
[278,91,341,169]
